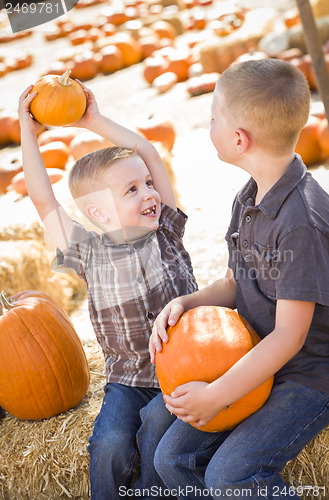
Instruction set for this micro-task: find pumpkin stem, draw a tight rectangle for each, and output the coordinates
[0,291,15,312]
[57,70,72,86]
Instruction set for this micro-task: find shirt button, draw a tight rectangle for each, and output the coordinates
[243,239,248,248]
[245,215,252,223]
[147,312,154,320]
[136,276,143,283]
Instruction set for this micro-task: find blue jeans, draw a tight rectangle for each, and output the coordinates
[154,381,329,499]
[88,383,176,500]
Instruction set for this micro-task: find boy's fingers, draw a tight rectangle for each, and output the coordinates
[149,343,156,364]
[24,91,37,104]
[75,78,88,91]
[155,333,163,352]
[19,85,34,103]
[167,305,183,326]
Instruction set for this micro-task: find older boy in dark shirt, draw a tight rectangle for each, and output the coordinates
[149,59,329,499]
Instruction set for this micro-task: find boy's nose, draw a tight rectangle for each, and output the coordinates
[142,190,152,200]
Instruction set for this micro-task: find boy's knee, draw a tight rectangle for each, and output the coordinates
[140,393,176,435]
[153,437,177,478]
[88,429,135,462]
[205,457,251,493]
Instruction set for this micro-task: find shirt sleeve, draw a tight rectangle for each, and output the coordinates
[159,203,188,239]
[55,220,95,280]
[275,224,329,306]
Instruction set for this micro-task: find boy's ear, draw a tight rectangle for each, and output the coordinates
[85,203,109,224]
[235,128,251,154]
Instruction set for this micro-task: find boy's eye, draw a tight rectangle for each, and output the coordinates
[128,185,137,193]
[146,180,153,187]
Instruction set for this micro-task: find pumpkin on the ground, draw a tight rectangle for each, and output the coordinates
[136,115,176,151]
[0,290,90,420]
[40,141,70,170]
[295,115,323,166]
[0,155,23,194]
[69,131,114,160]
[29,70,87,126]
[10,168,64,196]
[156,306,274,432]
[317,118,329,157]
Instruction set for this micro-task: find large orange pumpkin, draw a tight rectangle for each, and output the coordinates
[29,70,87,126]
[0,290,90,420]
[156,306,274,432]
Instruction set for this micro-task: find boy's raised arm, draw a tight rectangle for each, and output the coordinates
[18,86,73,251]
[72,84,177,211]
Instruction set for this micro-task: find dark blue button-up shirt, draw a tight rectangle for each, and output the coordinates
[225,154,329,394]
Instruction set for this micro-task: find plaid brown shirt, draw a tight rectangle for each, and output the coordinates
[56,204,198,388]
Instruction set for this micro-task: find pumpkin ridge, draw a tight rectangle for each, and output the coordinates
[47,313,89,401]
[0,310,26,413]
[2,310,50,417]
[32,304,83,406]
[13,304,74,415]
[17,308,70,413]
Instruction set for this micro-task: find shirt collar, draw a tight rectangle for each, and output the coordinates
[237,154,307,219]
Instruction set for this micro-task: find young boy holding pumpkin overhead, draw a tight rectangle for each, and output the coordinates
[149,59,329,499]
[18,82,196,499]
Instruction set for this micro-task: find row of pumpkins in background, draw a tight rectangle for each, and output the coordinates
[0,0,223,79]
[1,2,329,167]
[0,111,176,195]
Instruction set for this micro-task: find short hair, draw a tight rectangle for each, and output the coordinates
[217,59,310,154]
[69,146,137,198]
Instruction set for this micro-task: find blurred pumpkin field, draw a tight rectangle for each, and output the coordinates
[0,0,329,497]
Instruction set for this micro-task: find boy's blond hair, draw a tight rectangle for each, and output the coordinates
[218,59,310,155]
[69,146,137,199]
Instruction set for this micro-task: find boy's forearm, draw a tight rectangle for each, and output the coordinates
[21,128,56,206]
[207,325,302,413]
[87,114,149,154]
[207,300,314,413]
[87,113,176,209]
[181,270,237,312]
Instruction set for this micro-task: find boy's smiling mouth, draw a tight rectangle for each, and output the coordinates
[141,205,157,216]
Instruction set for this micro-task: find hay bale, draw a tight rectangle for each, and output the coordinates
[282,429,329,499]
[198,8,277,74]
[0,340,104,500]
[0,337,328,500]
[0,239,86,314]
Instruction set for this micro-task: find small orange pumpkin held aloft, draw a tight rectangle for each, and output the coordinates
[29,70,87,127]
[156,306,274,432]
[0,290,90,420]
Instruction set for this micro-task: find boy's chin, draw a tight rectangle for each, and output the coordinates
[107,223,159,244]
